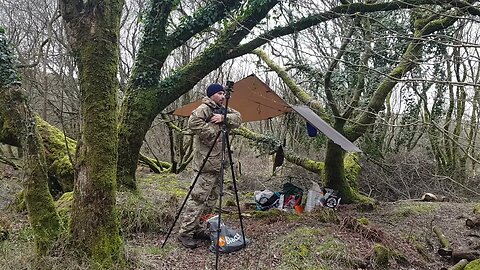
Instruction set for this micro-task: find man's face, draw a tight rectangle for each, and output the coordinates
[211,91,225,106]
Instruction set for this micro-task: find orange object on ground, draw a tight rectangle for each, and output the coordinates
[295,205,304,214]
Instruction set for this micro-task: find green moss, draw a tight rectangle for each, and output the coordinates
[117,191,163,234]
[137,244,174,258]
[50,155,74,190]
[25,196,62,255]
[280,227,326,269]
[286,212,304,222]
[117,173,185,234]
[391,203,439,218]
[474,203,480,214]
[357,217,370,225]
[311,208,340,224]
[24,151,63,256]
[90,227,124,269]
[322,149,375,205]
[16,226,36,242]
[344,153,361,190]
[55,192,73,229]
[373,244,390,268]
[144,174,187,197]
[36,117,76,192]
[342,154,376,206]
[372,243,407,269]
[305,159,325,173]
[277,227,358,269]
[244,191,255,198]
[117,87,161,189]
[352,189,376,208]
[465,259,480,270]
[317,237,347,261]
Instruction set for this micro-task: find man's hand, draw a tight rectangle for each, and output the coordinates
[210,113,224,124]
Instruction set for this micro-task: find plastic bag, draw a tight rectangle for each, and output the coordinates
[207,215,250,253]
[305,181,341,211]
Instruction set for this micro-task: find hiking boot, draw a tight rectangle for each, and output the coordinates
[193,231,211,241]
[177,234,201,249]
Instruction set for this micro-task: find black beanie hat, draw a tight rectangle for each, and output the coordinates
[206,83,224,97]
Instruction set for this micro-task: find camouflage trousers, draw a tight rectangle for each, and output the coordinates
[178,171,220,236]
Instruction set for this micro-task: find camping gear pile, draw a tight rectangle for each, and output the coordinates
[254,182,340,213]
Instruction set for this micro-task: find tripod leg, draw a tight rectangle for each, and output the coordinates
[161,130,222,248]
[225,133,247,247]
[215,130,227,268]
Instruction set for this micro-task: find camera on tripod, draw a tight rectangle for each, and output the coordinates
[225,80,234,91]
[224,80,234,98]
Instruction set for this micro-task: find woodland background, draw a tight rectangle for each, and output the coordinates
[1,0,480,269]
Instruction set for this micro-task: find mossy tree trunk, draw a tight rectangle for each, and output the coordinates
[59,0,124,266]
[0,30,61,256]
[117,0,278,188]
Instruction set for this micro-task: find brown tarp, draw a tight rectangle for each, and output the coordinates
[171,74,293,122]
[171,74,361,152]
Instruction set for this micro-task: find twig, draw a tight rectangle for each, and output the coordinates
[0,154,20,169]
[433,226,450,249]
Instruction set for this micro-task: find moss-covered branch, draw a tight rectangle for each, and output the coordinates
[230,0,457,57]
[233,126,325,174]
[36,117,76,193]
[129,0,240,89]
[138,153,172,173]
[252,49,327,119]
[167,0,240,47]
[0,112,77,194]
[153,0,279,106]
[0,30,61,256]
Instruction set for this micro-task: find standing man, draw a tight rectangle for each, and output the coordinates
[177,83,242,248]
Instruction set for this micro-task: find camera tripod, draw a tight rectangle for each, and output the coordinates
[162,81,246,269]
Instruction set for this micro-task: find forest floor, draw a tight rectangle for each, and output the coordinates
[1,165,480,270]
[129,201,480,270]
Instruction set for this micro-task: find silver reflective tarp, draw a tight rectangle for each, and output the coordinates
[291,105,362,153]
